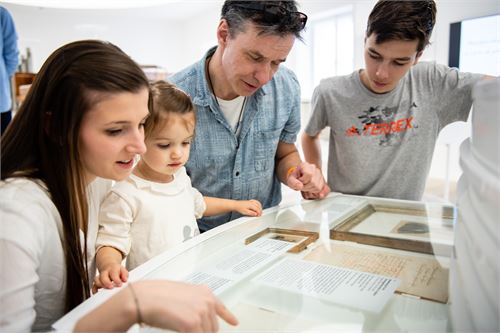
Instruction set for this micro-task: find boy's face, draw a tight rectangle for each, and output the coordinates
[361,33,422,94]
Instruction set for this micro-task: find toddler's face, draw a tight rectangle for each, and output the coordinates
[140,112,195,182]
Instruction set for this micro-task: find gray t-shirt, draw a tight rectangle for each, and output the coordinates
[305,62,483,200]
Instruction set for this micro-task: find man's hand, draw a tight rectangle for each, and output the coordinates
[286,162,330,199]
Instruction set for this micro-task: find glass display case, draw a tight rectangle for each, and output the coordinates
[54,194,455,332]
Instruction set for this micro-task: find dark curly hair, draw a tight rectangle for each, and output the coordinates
[221,0,306,40]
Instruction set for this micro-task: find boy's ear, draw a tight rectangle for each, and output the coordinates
[217,19,230,47]
[413,51,423,65]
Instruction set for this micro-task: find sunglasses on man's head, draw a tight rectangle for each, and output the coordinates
[231,2,308,29]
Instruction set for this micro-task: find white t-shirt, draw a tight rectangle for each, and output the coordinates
[0,177,111,333]
[217,95,246,135]
[96,167,205,270]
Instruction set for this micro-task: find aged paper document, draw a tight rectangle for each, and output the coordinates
[253,258,400,313]
[305,243,449,303]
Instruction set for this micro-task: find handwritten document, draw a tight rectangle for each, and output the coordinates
[184,238,294,294]
[253,258,400,313]
[305,243,449,303]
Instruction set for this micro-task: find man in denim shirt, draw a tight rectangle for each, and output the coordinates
[171,0,330,231]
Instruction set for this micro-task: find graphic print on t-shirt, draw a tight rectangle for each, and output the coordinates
[345,102,418,146]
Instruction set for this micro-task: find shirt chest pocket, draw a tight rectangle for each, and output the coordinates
[253,129,281,171]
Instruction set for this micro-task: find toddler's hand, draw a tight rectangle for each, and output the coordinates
[236,199,262,217]
[92,263,129,294]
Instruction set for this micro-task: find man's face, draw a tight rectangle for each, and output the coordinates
[361,33,422,94]
[217,21,295,99]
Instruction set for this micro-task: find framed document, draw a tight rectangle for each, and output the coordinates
[245,228,319,253]
[305,243,449,303]
[330,203,455,255]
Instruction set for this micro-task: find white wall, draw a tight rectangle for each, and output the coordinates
[3,3,186,73]
[178,4,220,70]
[292,0,376,71]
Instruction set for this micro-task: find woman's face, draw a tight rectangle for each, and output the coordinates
[79,88,149,184]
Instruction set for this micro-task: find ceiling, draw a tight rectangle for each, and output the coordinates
[2,0,180,9]
[1,0,222,20]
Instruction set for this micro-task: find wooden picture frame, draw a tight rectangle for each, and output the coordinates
[330,204,455,255]
[245,228,319,253]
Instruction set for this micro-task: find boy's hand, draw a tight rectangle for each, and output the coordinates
[235,199,262,217]
[92,263,129,294]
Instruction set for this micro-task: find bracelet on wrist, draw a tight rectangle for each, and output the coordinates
[128,283,143,324]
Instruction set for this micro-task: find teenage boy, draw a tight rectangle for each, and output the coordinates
[302,0,491,201]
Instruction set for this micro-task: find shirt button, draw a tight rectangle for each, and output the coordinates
[235,171,240,177]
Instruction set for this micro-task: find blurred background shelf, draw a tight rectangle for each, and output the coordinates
[12,72,35,111]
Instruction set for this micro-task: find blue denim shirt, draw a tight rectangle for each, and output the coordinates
[170,47,301,231]
[0,6,19,112]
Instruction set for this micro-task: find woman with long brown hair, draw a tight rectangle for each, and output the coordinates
[0,40,237,332]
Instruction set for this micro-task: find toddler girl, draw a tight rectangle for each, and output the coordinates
[94,81,262,290]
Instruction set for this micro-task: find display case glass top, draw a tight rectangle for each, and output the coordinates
[54,194,455,332]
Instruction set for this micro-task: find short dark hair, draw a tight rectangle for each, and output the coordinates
[366,0,437,52]
[221,0,306,39]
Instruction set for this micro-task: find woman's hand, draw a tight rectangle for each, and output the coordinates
[75,280,238,333]
[135,281,238,332]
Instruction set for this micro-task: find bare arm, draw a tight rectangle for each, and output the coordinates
[74,285,136,332]
[75,280,239,332]
[275,141,302,185]
[301,132,323,171]
[204,197,262,217]
[93,246,128,291]
[96,246,123,273]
